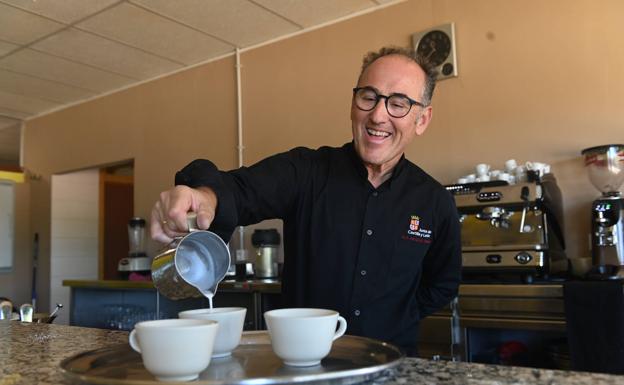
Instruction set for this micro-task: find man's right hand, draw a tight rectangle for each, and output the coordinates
[149,185,218,244]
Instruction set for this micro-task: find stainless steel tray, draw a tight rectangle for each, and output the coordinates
[60,331,404,384]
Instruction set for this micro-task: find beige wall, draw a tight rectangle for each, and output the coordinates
[18,0,624,310]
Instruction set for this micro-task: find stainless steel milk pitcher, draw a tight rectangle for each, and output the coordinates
[152,213,231,300]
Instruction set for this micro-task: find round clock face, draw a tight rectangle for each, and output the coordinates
[416,30,451,67]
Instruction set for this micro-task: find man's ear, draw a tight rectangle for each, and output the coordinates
[414,106,433,136]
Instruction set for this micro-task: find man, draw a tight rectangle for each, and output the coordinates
[151,46,461,356]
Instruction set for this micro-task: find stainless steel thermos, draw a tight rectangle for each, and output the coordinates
[252,229,280,278]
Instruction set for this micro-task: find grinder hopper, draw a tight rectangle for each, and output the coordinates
[582,144,624,196]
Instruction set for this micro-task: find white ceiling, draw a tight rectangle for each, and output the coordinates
[0,0,401,165]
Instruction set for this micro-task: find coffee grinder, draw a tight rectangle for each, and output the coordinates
[582,144,624,279]
[118,217,151,280]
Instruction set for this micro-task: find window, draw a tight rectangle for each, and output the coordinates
[0,181,14,271]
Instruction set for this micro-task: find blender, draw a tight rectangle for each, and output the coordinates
[118,217,151,280]
[581,144,624,279]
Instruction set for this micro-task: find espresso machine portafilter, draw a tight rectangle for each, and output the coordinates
[581,144,624,279]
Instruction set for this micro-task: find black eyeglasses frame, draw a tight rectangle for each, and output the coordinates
[352,87,426,118]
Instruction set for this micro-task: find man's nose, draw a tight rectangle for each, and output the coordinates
[369,98,389,122]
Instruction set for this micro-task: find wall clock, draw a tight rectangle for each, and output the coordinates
[412,23,458,80]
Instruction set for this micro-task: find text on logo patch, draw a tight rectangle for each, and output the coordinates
[402,215,432,243]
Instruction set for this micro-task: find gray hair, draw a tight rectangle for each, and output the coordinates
[358,46,437,106]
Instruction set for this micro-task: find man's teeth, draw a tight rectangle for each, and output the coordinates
[366,128,390,137]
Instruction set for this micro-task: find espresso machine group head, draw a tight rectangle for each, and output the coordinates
[581,144,624,279]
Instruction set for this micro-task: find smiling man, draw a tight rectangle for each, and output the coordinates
[151,46,461,356]
[351,49,434,188]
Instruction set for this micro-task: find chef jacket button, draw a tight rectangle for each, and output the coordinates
[366,229,373,236]
[372,191,378,197]
[360,270,367,276]
[354,309,361,316]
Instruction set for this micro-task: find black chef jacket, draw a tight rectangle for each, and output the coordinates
[175,142,461,355]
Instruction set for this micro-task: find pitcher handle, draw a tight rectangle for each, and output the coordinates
[186,212,199,232]
[163,213,199,238]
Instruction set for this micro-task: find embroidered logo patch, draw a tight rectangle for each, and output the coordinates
[409,215,420,231]
[402,214,432,243]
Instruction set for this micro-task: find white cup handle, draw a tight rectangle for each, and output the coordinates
[129,330,141,353]
[333,316,347,341]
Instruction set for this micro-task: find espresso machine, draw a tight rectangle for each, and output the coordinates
[446,173,567,283]
[582,144,624,279]
[118,217,151,280]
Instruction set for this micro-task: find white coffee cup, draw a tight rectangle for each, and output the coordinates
[264,308,347,367]
[526,161,548,176]
[475,163,490,176]
[465,174,476,183]
[505,159,518,172]
[179,307,247,358]
[129,318,218,382]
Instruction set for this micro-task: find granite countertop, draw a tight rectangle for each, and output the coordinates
[1,322,623,385]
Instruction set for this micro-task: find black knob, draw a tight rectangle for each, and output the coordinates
[251,229,281,247]
[129,217,145,227]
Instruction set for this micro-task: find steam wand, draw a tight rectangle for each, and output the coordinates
[519,186,530,233]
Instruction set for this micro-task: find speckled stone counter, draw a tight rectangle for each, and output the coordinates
[0,322,127,385]
[1,322,622,385]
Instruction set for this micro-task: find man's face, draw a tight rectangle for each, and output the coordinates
[351,55,432,173]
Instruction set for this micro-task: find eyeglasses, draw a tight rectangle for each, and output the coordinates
[352,87,425,118]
